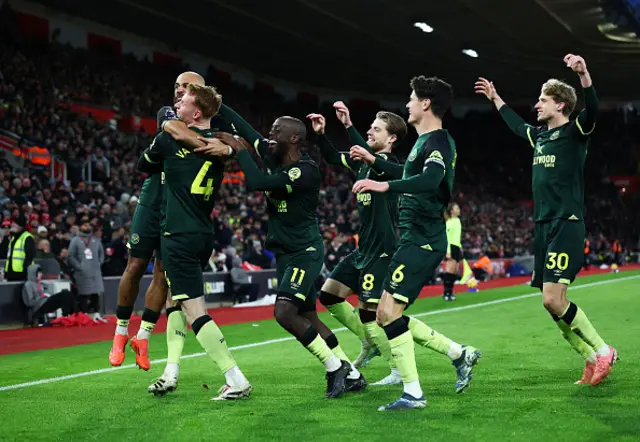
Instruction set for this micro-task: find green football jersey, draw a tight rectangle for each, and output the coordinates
[141,128,225,235]
[499,86,598,222]
[316,134,398,267]
[392,130,457,245]
[237,150,323,255]
[138,174,162,209]
[529,123,588,221]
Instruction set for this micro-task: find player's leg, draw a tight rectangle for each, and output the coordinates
[300,297,366,392]
[272,248,350,398]
[318,252,375,363]
[355,257,398,384]
[442,252,458,301]
[109,255,150,366]
[162,233,250,400]
[319,253,380,368]
[405,314,480,393]
[148,296,184,396]
[130,257,168,371]
[375,244,428,411]
[540,220,617,386]
[111,204,160,366]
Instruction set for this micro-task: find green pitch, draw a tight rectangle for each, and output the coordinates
[1,272,639,442]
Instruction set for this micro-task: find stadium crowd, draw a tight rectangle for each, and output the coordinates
[0,29,638,284]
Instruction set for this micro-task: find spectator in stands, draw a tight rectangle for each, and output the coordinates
[472,253,493,282]
[0,218,11,257]
[5,214,36,281]
[324,233,352,273]
[35,238,54,259]
[22,263,76,324]
[245,239,272,269]
[67,221,105,320]
[230,257,259,304]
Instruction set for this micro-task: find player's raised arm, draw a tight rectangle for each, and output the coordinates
[564,54,598,136]
[306,113,359,171]
[217,103,276,168]
[334,101,374,154]
[475,77,538,146]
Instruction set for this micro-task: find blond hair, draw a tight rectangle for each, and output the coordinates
[541,79,577,116]
[187,84,222,119]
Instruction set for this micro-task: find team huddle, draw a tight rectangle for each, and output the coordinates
[106,54,617,411]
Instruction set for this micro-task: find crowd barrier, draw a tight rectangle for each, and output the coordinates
[0,269,278,325]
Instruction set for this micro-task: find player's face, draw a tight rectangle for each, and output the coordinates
[366,118,394,152]
[269,119,290,157]
[451,204,460,217]
[406,91,425,125]
[174,73,205,103]
[535,94,563,123]
[176,92,199,124]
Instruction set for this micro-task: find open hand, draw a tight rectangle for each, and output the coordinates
[333,101,352,127]
[306,113,326,135]
[474,77,498,101]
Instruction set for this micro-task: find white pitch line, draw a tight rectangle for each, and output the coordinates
[1,274,637,393]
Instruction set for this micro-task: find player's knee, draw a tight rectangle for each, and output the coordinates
[319,290,343,307]
[375,309,391,328]
[124,258,148,279]
[273,297,297,328]
[541,293,563,315]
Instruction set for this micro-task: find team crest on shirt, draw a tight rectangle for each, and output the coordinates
[166,109,176,119]
[408,148,418,162]
[550,131,559,140]
[131,234,140,245]
[429,150,443,161]
[288,167,301,181]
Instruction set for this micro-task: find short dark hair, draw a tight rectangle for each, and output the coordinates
[278,116,307,142]
[409,76,453,119]
[375,111,407,147]
[187,84,222,119]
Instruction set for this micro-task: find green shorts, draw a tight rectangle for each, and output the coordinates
[276,242,324,313]
[162,232,214,301]
[330,249,390,304]
[383,242,445,308]
[128,203,162,261]
[532,219,585,289]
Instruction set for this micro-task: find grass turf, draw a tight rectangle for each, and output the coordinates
[1,271,639,442]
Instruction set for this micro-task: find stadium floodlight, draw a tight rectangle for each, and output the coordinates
[462,49,479,58]
[413,22,434,33]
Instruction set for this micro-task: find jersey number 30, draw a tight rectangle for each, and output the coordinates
[191,161,214,201]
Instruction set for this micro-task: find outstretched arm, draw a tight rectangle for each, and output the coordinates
[236,150,289,191]
[217,103,274,167]
[564,54,598,136]
[333,100,373,153]
[307,113,359,170]
[475,77,537,148]
[352,134,450,194]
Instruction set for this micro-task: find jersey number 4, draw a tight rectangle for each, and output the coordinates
[191,161,214,201]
